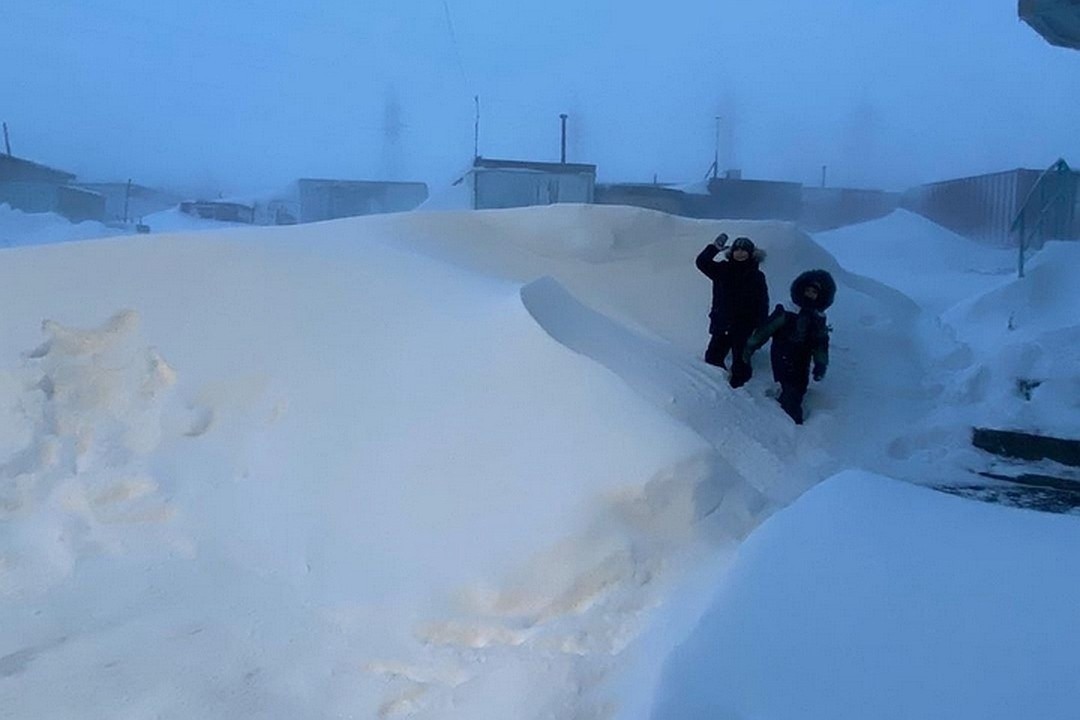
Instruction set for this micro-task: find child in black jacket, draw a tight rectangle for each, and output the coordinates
[695,233,769,388]
[743,269,835,424]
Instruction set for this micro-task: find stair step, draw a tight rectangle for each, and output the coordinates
[972,427,1080,467]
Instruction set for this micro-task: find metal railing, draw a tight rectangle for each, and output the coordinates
[1010,158,1079,277]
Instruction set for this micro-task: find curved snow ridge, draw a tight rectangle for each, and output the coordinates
[832,266,921,322]
[519,275,808,505]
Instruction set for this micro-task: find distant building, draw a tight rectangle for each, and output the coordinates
[179,200,256,224]
[77,182,182,223]
[463,157,595,210]
[800,186,900,232]
[0,153,74,185]
[902,166,1080,245]
[0,153,105,222]
[600,171,897,231]
[598,173,801,221]
[298,179,428,223]
[594,183,686,215]
[692,176,803,221]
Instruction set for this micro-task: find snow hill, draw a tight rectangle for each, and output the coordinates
[0,204,1076,718]
[0,204,117,247]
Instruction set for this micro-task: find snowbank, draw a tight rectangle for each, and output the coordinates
[815,209,1015,315]
[0,215,724,719]
[363,204,926,485]
[2,201,1060,718]
[651,470,1080,720]
[138,207,249,233]
[0,204,117,247]
[939,240,1080,437]
[816,210,1080,464]
[0,203,244,248]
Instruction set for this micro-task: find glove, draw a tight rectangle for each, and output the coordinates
[713,233,728,249]
[812,367,826,382]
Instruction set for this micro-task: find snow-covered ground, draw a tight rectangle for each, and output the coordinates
[0,204,118,247]
[0,204,246,249]
[651,471,1080,720]
[0,204,1076,718]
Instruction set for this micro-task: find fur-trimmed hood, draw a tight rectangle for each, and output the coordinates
[724,247,767,264]
[790,269,836,311]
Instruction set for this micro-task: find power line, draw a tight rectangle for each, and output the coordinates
[441,0,470,88]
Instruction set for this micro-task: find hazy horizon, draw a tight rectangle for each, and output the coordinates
[5,0,1079,196]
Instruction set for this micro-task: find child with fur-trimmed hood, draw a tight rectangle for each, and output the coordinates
[743,269,836,424]
[695,233,769,388]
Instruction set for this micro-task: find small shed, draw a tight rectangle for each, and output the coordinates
[464,157,596,210]
[298,179,429,223]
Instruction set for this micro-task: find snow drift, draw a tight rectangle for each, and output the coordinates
[2,202,1070,719]
[651,471,1080,720]
[0,204,923,718]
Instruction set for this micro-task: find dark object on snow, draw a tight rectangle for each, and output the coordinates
[935,482,1080,515]
[744,269,835,424]
[972,427,1080,467]
[695,240,769,388]
[977,470,1080,495]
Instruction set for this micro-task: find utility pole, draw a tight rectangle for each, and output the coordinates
[560,113,568,163]
[713,116,721,180]
[821,165,827,188]
[123,178,132,223]
[2,122,10,156]
[473,95,480,161]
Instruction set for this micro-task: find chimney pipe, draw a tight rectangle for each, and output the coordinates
[559,113,568,163]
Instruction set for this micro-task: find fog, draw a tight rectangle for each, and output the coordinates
[5,0,1078,195]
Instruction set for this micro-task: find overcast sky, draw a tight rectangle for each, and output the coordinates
[4,0,1078,194]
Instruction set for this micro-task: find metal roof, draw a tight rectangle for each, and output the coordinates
[1020,0,1080,50]
[472,157,596,174]
[0,153,76,183]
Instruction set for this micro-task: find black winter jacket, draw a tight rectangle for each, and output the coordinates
[695,245,769,335]
[743,269,836,385]
[748,306,830,385]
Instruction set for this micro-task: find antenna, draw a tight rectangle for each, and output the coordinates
[560,113,568,163]
[713,116,721,180]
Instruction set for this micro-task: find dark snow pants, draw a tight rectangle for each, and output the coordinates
[705,330,753,388]
[778,380,809,424]
[770,343,812,424]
